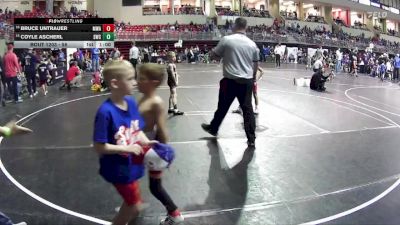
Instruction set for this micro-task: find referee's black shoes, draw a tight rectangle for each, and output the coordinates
[201,123,217,136]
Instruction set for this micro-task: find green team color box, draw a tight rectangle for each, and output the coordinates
[102,32,115,41]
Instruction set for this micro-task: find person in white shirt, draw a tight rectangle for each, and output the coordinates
[335,48,342,73]
[129,41,139,77]
[274,44,282,68]
[313,57,323,73]
[386,59,393,80]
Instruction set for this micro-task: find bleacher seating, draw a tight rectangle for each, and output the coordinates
[118,24,206,33]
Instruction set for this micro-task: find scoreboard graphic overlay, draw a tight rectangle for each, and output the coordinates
[14,18,115,49]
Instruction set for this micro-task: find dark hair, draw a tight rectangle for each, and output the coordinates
[234,17,247,30]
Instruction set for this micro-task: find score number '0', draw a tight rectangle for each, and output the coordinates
[102,24,115,32]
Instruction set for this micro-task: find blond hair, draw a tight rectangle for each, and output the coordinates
[167,51,176,60]
[102,60,134,85]
[138,63,165,84]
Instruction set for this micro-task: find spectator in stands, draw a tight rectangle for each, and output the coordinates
[3,42,21,103]
[91,48,100,72]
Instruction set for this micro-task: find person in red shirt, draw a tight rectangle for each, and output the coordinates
[3,42,21,103]
[65,61,81,90]
[0,55,6,107]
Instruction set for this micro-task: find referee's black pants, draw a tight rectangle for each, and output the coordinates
[210,77,256,142]
[275,54,281,67]
[130,58,138,78]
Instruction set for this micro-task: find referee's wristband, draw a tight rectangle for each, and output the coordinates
[1,127,12,137]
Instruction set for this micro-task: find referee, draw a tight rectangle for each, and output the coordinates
[201,17,259,148]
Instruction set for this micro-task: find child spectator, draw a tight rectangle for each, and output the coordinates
[37,59,50,95]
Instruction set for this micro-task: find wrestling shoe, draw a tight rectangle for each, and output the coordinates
[160,213,184,225]
[173,110,184,116]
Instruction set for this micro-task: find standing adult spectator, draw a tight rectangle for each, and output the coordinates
[262,45,269,62]
[0,55,5,106]
[335,48,342,73]
[315,46,323,59]
[129,42,139,76]
[73,49,83,69]
[111,47,121,60]
[3,43,21,103]
[394,54,400,82]
[91,48,100,72]
[201,17,258,148]
[274,43,282,68]
[22,49,39,98]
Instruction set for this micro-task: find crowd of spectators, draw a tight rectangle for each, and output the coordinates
[242,5,270,18]
[352,21,368,30]
[333,18,347,27]
[143,5,204,15]
[305,15,326,23]
[0,6,98,24]
[387,28,398,37]
[216,7,240,16]
[374,25,383,32]
[2,6,400,54]
[280,10,298,20]
[117,20,215,33]
[216,6,270,17]
[176,5,204,15]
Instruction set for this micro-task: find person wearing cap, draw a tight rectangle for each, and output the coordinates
[201,17,258,148]
[3,43,22,103]
[22,49,39,98]
[394,54,400,82]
